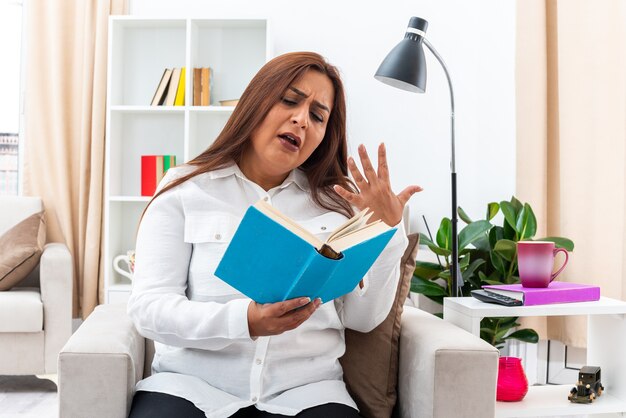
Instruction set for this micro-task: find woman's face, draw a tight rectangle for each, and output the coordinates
[244,69,334,180]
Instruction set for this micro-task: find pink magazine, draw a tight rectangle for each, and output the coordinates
[482,282,600,306]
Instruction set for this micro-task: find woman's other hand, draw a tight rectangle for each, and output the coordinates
[247,297,321,337]
[334,143,422,226]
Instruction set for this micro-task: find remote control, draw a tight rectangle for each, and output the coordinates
[471,289,523,306]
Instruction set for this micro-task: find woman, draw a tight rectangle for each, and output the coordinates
[127,51,422,418]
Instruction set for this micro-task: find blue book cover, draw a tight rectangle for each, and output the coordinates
[214,202,397,304]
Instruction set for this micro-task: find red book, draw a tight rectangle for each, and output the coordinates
[482,282,600,306]
[141,156,158,196]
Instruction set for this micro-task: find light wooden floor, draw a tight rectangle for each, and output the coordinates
[0,375,57,418]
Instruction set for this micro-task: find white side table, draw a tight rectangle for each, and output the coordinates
[443,296,626,417]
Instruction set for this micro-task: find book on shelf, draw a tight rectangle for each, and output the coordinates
[141,155,176,196]
[219,99,239,107]
[193,68,202,106]
[165,68,182,106]
[214,200,397,304]
[481,282,601,306]
[200,67,211,106]
[150,68,172,106]
[174,67,186,106]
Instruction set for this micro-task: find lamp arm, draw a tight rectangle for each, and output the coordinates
[423,38,455,173]
[423,38,462,296]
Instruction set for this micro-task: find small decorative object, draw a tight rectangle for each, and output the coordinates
[113,250,135,281]
[497,357,529,402]
[568,366,604,403]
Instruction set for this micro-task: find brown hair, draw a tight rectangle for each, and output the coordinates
[146,51,356,218]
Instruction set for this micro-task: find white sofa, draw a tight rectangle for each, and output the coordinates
[0,196,73,375]
[58,303,499,418]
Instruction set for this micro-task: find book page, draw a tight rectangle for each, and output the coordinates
[329,220,391,252]
[324,209,372,243]
[485,288,524,302]
[254,200,323,249]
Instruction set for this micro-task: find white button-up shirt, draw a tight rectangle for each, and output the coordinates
[127,163,408,417]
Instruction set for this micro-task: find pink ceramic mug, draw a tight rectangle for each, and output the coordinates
[517,241,569,288]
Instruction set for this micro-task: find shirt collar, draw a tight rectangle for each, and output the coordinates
[207,162,309,192]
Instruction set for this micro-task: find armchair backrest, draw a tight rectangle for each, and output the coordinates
[0,196,43,235]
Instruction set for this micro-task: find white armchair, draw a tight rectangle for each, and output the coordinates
[0,196,73,376]
[58,303,498,418]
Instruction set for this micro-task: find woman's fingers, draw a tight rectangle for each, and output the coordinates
[398,185,424,206]
[248,297,321,337]
[357,144,378,185]
[377,143,390,183]
[348,157,366,186]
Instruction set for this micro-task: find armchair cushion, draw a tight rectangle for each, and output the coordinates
[340,233,419,418]
[0,211,46,291]
[0,287,43,332]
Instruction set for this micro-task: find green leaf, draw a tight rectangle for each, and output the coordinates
[490,251,507,275]
[510,196,523,212]
[487,202,499,221]
[500,201,518,231]
[414,261,444,280]
[462,259,486,281]
[494,239,517,262]
[428,244,452,257]
[460,254,471,268]
[480,327,495,336]
[516,204,537,240]
[458,206,473,224]
[419,233,436,248]
[459,220,493,250]
[433,312,444,319]
[489,226,505,249]
[497,316,519,328]
[410,276,447,297]
[539,237,575,251]
[472,235,491,252]
[504,329,539,344]
[503,219,517,240]
[436,218,452,250]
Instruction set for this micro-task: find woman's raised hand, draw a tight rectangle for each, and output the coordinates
[247,297,321,337]
[334,143,422,226]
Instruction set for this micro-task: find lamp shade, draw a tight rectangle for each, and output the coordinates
[374,17,429,93]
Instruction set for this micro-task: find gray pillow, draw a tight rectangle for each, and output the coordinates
[0,211,46,291]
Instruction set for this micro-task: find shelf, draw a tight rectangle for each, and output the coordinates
[105,17,268,304]
[110,105,234,113]
[109,196,151,202]
[443,296,626,416]
[110,105,185,113]
[444,296,626,318]
[496,384,626,417]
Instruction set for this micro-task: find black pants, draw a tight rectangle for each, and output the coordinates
[128,391,361,418]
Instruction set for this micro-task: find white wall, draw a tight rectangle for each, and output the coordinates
[130,0,516,234]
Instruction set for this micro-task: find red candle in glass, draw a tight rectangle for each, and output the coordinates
[497,356,529,402]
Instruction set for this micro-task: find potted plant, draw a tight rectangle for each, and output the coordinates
[412,196,574,348]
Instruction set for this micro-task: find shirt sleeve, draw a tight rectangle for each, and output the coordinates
[127,174,252,351]
[336,220,409,332]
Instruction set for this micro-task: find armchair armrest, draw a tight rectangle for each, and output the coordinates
[397,306,498,418]
[39,242,72,373]
[58,303,145,418]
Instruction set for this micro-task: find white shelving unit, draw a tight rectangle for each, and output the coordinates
[443,296,626,417]
[104,17,270,303]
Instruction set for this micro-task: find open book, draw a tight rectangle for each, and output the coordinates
[214,200,397,303]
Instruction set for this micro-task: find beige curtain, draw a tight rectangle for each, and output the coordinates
[516,0,626,347]
[24,0,128,318]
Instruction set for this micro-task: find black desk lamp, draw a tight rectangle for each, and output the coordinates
[375,16,462,297]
